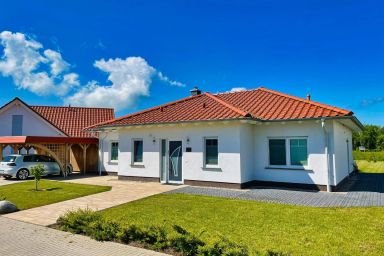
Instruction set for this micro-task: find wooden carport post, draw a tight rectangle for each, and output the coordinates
[0,144,3,159]
[79,144,90,175]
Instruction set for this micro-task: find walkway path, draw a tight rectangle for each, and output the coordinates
[4,176,182,226]
[168,174,384,207]
[0,217,165,256]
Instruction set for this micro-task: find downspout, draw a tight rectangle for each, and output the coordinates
[321,118,332,192]
[99,131,108,176]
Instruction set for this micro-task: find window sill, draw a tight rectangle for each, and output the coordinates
[202,167,222,172]
[109,160,118,165]
[130,164,145,168]
[265,166,313,172]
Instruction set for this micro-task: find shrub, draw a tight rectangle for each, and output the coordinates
[353,151,384,162]
[169,225,205,256]
[265,251,291,256]
[57,208,102,234]
[88,219,121,241]
[119,225,145,244]
[119,225,168,250]
[198,236,249,256]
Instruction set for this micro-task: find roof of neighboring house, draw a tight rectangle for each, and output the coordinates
[87,87,356,130]
[0,98,115,137]
[31,105,115,137]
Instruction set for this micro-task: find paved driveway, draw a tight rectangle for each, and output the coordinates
[0,177,27,186]
[168,173,384,207]
[0,217,165,256]
[4,176,183,226]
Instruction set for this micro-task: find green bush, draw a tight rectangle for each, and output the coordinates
[88,219,121,241]
[169,225,205,256]
[58,210,289,255]
[119,225,145,244]
[198,236,249,256]
[57,208,102,234]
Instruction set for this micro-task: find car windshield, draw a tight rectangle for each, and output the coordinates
[2,156,17,163]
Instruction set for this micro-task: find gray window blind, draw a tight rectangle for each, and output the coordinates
[12,115,23,136]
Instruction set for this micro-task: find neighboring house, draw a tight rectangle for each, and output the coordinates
[0,98,114,173]
[88,87,363,192]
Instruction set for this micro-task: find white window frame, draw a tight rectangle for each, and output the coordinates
[109,141,119,163]
[131,138,144,165]
[203,137,219,168]
[268,136,308,169]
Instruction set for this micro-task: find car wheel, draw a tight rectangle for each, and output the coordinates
[16,169,29,180]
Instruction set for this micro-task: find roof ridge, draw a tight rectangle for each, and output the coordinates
[205,92,251,117]
[31,105,114,110]
[85,93,206,129]
[215,87,263,95]
[258,87,352,115]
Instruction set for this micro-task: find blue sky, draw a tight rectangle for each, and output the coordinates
[0,0,383,125]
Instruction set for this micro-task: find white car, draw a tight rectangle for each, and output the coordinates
[0,154,61,180]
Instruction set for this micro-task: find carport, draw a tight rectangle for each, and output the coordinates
[0,136,99,174]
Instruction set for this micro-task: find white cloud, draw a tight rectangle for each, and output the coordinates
[64,57,156,110]
[229,87,247,92]
[158,71,186,87]
[0,31,79,96]
[0,31,186,110]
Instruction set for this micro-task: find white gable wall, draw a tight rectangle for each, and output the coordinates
[0,103,65,137]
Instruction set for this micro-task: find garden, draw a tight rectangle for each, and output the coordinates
[57,193,384,256]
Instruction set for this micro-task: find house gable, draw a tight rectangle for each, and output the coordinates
[0,98,67,137]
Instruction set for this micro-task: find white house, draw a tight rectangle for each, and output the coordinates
[88,87,363,192]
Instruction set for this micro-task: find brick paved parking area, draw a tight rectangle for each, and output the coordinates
[0,217,165,256]
[168,173,384,207]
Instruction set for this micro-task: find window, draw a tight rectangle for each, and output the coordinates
[268,138,308,167]
[133,139,143,163]
[204,138,218,166]
[269,139,286,165]
[290,139,308,166]
[12,115,23,136]
[110,142,119,161]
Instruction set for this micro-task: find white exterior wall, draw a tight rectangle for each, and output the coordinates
[0,103,64,137]
[252,121,331,185]
[102,122,243,183]
[332,121,353,184]
[101,119,355,187]
[99,131,119,173]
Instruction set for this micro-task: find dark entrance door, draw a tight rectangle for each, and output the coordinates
[168,141,182,182]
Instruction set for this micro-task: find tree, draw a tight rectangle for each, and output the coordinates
[30,164,45,191]
[360,125,380,150]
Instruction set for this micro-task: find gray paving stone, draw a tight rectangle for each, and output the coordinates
[0,217,165,256]
[167,173,384,207]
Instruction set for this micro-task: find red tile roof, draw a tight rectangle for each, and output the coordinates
[31,105,115,137]
[87,87,354,129]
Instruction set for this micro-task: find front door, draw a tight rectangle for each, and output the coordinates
[168,141,182,183]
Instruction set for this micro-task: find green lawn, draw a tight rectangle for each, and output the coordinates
[0,180,111,210]
[101,193,384,255]
[356,160,384,173]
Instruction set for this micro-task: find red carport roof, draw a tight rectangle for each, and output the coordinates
[0,136,98,144]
